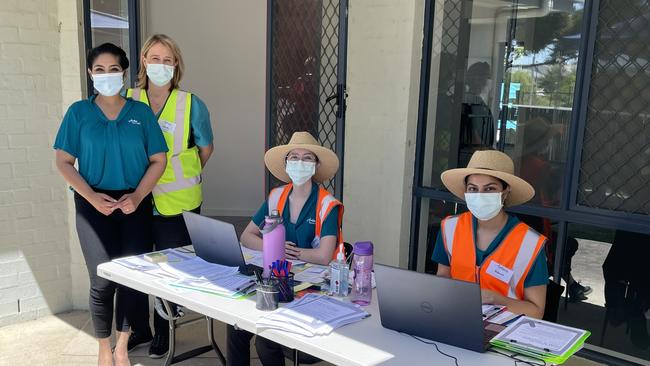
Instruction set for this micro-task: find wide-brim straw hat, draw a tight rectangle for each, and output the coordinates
[518,117,564,156]
[264,132,339,183]
[441,150,535,206]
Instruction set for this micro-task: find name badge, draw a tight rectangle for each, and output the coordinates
[485,260,514,284]
[159,120,176,134]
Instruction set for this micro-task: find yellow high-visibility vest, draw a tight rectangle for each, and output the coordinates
[127,88,202,215]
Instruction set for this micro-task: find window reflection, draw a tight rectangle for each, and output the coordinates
[421,0,581,209]
[559,225,650,361]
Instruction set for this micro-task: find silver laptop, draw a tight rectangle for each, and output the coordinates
[375,264,488,353]
[182,212,248,268]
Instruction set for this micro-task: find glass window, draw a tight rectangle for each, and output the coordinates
[420,0,584,209]
[558,224,650,362]
[85,0,136,87]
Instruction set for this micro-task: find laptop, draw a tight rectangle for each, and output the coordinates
[182,211,261,275]
[374,264,502,353]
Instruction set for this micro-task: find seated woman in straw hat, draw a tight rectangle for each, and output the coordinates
[432,150,548,319]
[229,131,343,366]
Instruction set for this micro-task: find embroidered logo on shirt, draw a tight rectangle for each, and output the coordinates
[307,218,316,225]
[128,119,141,125]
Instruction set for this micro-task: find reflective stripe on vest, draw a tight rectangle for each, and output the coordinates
[267,184,344,251]
[441,212,546,300]
[127,88,202,215]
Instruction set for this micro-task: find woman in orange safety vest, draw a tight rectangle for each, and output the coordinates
[433,150,548,319]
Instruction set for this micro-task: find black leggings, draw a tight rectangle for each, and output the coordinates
[128,206,200,335]
[74,189,153,338]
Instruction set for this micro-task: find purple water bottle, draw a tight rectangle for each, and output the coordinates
[260,209,286,278]
[351,241,374,306]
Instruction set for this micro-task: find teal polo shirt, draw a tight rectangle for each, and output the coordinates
[53,95,168,190]
[252,184,340,249]
[432,215,548,287]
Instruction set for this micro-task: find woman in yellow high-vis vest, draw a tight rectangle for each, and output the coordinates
[125,34,214,358]
[433,150,548,319]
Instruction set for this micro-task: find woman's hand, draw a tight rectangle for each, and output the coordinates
[481,289,499,304]
[90,192,118,216]
[116,192,143,214]
[285,241,301,260]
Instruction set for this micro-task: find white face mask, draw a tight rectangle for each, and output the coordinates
[465,192,503,221]
[285,160,316,186]
[92,73,124,96]
[146,63,174,87]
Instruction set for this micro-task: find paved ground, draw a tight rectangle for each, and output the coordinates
[0,309,325,366]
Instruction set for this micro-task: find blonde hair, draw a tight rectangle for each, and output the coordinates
[136,34,184,90]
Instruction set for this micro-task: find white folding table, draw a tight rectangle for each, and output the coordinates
[98,260,521,366]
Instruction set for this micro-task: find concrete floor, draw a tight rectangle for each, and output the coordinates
[0,309,327,366]
[0,310,604,366]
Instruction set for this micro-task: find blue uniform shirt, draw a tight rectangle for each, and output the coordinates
[252,184,340,249]
[431,214,548,288]
[53,95,168,190]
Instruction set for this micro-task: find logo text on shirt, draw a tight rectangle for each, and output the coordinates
[128,119,141,125]
[307,218,316,225]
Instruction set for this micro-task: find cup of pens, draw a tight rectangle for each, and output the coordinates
[270,259,294,303]
[256,278,279,311]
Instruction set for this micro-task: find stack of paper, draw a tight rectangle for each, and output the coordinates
[490,316,591,364]
[256,294,369,337]
[170,274,256,299]
[113,249,193,271]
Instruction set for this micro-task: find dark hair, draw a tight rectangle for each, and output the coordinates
[86,43,129,70]
[464,175,508,190]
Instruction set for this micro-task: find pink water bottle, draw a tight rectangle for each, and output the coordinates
[351,241,374,306]
[260,209,285,278]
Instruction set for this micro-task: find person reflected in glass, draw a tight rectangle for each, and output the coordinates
[459,62,495,168]
[516,117,592,301]
[432,150,548,318]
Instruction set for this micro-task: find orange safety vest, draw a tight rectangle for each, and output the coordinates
[267,184,344,252]
[441,212,546,300]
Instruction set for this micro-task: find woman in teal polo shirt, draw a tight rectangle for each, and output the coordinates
[229,132,343,366]
[53,43,167,366]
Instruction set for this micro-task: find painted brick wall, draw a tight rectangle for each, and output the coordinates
[0,0,83,327]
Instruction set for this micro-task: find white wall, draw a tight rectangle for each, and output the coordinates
[143,0,266,217]
[343,0,424,267]
[0,0,84,326]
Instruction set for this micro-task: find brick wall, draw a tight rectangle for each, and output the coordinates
[343,0,424,267]
[0,0,83,326]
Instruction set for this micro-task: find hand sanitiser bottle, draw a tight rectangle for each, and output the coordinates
[328,243,349,297]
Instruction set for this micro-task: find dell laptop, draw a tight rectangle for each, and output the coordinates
[375,264,503,353]
[182,212,261,275]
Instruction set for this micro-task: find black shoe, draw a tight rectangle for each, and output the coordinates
[568,282,589,302]
[148,332,170,359]
[127,331,153,352]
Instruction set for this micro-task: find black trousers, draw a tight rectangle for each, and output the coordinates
[227,325,320,366]
[128,206,200,336]
[74,190,153,338]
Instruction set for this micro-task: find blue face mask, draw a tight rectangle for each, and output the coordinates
[92,72,124,96]
[285,161,316,186]
[464,192,503,221]
[146,63,174,87]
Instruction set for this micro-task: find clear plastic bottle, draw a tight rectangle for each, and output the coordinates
[351,241,373,305]
[328,244,349,297]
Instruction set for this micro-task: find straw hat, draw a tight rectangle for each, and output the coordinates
[441,150,535,206]
[264,132,339,183]
[519,118,564,156]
